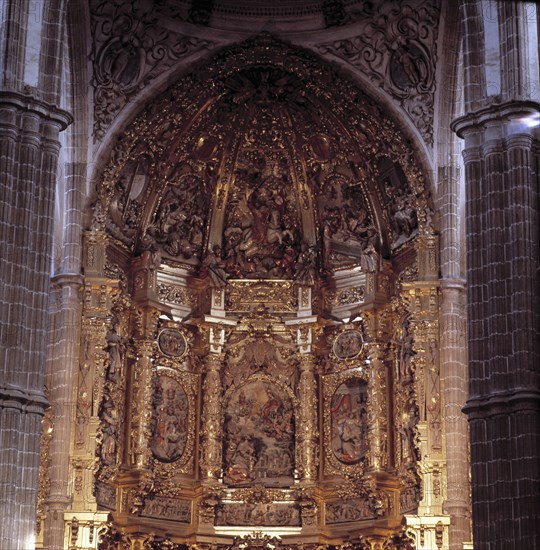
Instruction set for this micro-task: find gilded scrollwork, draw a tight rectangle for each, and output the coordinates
[91,0,214,141]
[226,280,297,313]
[157,282,197,308]
[317,1,439,146]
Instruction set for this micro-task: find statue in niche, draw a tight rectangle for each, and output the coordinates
[138,232,162,269]
[223,381,294,486]
[396,316,416,380]
[104,316,124,384]
[294,242,317,286]
[399,399,420,466]
[384,180,419,250]
[200,245,229,288]
[99,393,119,466]
[150,376,188,463]
[331,379,369,464]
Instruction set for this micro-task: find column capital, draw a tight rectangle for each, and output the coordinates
[0,90,72,129]
[439,278,466,292]
[451,100,540,138]
[51,272,84,288]
[464,389,540,418]
[0,384,48,414]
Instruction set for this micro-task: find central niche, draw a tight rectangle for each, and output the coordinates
[224,379,295,486]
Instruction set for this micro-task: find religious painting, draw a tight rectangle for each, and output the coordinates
[150,375,189,463]
[330,378,369,464]
[223,380,295,486]
[216,502,301,526]
[333,329,364,360]
[157,328,187,358]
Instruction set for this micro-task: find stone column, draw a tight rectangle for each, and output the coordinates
[440,279,470,550]
[43,273,83,550]
[44,156,86,549]
[453,108,540,548]
[0,92,70,549]
[297,354,318,482]
[455,3,540,547]
[200,353,224,481]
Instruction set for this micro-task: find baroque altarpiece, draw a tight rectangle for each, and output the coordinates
[38,38,449,549]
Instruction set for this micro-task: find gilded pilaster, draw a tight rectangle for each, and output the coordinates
[365,343,389,472]
[200,353,224,481]
[129,339,155,470]
[297,354,318,482]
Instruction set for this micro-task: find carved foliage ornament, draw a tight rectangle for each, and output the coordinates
[91,0,214,140]
[318,1,440,145]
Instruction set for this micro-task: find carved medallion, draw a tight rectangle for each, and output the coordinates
[157,329,187,358]
[333,330,364,360]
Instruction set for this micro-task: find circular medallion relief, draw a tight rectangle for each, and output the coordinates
[333,330,364,360]
[158,329,187,358]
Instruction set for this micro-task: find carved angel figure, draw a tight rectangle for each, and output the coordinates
[200,245,229,288]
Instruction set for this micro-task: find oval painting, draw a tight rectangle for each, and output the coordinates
[158,329,187,358]
[333,329,364,360]
[330,378,368,464]
[150,375,188,463]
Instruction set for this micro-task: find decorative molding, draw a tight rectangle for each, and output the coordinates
[90,0,214,141]
[317,1,440,145]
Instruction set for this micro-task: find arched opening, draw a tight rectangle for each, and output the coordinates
[82,36,441,548]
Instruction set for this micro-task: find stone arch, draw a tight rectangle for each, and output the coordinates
[80,32,444,548]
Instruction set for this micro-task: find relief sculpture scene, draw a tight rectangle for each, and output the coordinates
[224,381,295,486]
